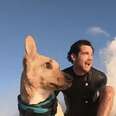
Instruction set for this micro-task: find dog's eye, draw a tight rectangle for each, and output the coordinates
[45,62,52,69]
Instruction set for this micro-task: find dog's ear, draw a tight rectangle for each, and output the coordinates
[25,35,37,59]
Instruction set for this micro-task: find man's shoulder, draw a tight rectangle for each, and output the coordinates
[91,67,106,77]
[90,67,107,83]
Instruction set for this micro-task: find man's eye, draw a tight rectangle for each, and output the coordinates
[45,62,52,69]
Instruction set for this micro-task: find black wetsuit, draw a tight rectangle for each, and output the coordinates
[62,66,107,116]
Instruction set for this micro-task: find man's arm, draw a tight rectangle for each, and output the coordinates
[97,86,115,116]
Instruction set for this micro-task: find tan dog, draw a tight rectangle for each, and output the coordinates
[18,35,72,116]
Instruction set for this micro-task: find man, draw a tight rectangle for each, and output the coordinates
[61,40,114,116]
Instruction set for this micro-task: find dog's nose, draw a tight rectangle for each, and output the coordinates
[63,72,73,82]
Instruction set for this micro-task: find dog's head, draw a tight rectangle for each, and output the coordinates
[21,35,72,95]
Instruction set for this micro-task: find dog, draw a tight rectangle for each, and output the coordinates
[18,35,72,116]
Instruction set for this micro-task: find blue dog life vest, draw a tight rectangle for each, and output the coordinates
[18,93,58,116]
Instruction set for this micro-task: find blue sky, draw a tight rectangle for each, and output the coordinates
[0,0,116,115]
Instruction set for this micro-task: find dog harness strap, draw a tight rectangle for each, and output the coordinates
[18,94,57,115]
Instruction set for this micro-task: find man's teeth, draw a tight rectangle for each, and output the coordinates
[85,63,90,66]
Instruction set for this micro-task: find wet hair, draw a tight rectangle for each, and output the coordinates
[67,40,94,63]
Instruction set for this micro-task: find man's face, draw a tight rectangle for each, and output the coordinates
[73,45,93,74]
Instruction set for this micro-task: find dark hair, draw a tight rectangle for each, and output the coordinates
[67,40,94,63]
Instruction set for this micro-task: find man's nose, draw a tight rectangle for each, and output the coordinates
[88,54,93,60]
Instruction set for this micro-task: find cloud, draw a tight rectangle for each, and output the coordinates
[87,26,110,37]
[100,37,116,87]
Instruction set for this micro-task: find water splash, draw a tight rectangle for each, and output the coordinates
[101,38,116,116]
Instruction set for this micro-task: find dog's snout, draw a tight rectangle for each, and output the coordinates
[63,72,73,82]
[66,75,73,82]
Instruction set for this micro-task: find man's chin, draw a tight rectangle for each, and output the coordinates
[84,68,91,73]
